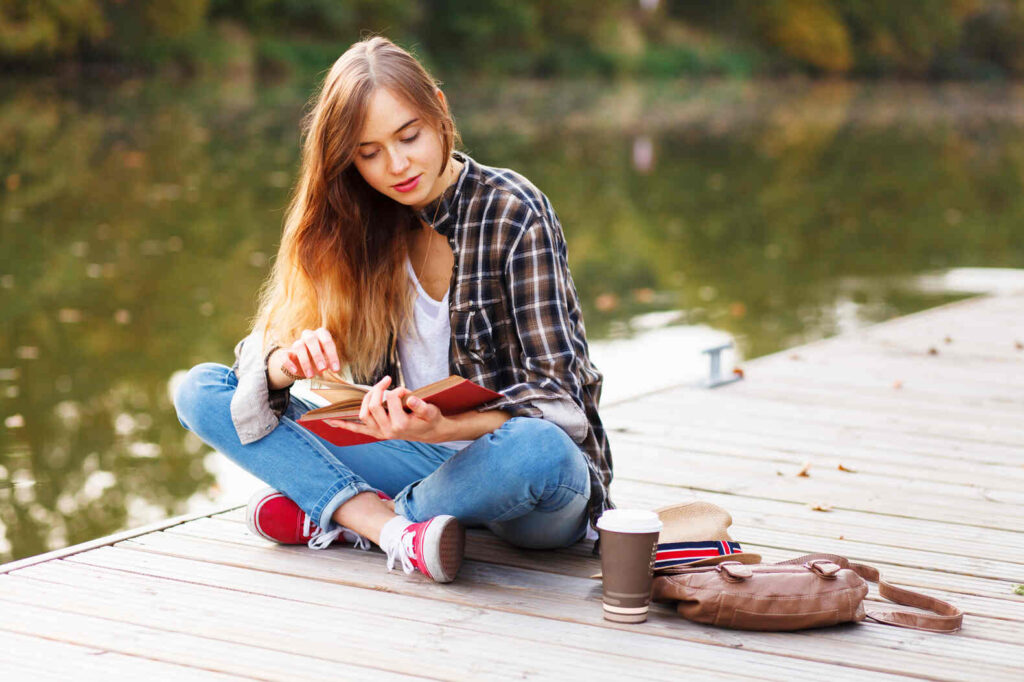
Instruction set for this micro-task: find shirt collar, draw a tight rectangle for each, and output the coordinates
[415,150,472,238]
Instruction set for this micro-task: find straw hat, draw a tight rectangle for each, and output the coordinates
[590,500,760,579]
[650,500,760,570]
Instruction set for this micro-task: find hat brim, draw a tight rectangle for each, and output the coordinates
[670,551,762,569]
[589,551,762,580]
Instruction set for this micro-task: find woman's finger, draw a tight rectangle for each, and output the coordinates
[367,380,393,432]
[280,349,302,377]
[315,327,341,372]
[301,329,328,373]
[291,339,315,378]
[360,375,390,423]
[385,388,408,429]
[406,394,439,421]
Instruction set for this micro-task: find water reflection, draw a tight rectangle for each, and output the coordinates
[2,75,1021,562]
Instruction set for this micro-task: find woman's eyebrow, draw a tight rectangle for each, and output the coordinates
[359,118,419,146]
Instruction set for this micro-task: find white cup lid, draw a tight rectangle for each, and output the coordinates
[596,509,663,534]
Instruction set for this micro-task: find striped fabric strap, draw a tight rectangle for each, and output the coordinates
[654,540,743,569]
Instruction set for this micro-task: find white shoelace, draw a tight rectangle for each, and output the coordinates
[303,514,372,551]
[384,528,417,575]
[377,515,419,575]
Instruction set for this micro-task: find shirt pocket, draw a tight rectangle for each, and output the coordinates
[452,304,496,367]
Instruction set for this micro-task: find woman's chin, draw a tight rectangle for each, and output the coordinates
[388,185,427,207]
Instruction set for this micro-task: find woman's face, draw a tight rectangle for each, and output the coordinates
[352,88,450,210]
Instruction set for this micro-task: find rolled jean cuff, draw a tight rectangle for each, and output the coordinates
[316,479,377,533]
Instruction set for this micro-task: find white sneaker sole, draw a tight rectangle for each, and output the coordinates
[421,515,465,583]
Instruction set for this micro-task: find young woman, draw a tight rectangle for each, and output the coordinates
[173,36,614,583]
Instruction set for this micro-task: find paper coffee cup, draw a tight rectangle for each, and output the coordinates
[596,509,662,623]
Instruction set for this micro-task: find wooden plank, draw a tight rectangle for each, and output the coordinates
[0,630,248,681]
[1,562,769,682]
[733,359,1024,404]
[608,428,1024,500]
[608,410,1024,477]
[70,529,1021,680]
[748,344,1024,393]
[608,391,1024,455]
[606,393,1024,465]
[0,598,415,681]
[723,381,1023,425]
[611,445,1024,531]
[610,431,1024,500]
[854,324,1024,356]
[608,480,1024,565]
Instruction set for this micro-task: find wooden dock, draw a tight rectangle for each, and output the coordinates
[2,292,1022,680]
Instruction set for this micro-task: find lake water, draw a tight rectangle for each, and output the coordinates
[2,75,1022,562]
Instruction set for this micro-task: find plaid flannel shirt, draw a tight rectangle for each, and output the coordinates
[230,150,614,543]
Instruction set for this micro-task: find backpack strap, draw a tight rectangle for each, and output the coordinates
[777,554,962,633]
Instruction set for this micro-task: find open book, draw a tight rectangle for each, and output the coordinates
[296,373,504,446]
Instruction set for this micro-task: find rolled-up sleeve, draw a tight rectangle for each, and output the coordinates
[230,330,291,444]
[476,209,589,443]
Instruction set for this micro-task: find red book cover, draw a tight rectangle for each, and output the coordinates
[296,376,503,447]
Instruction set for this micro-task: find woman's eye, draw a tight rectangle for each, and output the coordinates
[358,133,417,160]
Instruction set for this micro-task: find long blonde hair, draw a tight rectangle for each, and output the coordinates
[252,36,461,379]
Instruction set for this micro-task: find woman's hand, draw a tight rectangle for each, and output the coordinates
[325,375,453,443]
[276,327,341,379]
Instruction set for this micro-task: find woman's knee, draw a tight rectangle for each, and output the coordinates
[488,487,590,550]
[494,417,588,485]
[173,362,233,433]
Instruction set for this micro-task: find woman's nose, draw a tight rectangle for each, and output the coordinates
[387,147,410,175]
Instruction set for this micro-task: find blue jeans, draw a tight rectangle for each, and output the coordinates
[173,363,591,549]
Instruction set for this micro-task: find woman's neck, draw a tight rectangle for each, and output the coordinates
[416,155,463,211]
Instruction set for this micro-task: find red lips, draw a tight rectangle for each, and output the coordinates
[392,174,422,192]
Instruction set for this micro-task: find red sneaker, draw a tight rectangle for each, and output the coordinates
[246,487,389,549]
[382,515,465,583]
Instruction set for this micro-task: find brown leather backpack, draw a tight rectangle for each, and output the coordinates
[651,553,962,632]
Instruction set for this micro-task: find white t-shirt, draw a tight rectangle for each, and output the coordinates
[397,255,475,451]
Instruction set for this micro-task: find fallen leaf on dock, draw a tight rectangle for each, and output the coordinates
[1016,341,1023,351]
[892,380,903,389]
[927,347,939,355]
[808,503,833,512]
[944,336,953,344]
[1014,584,1024,596]
[733,367,744,379]
[789,354,802,361]
[837,464,856,473]
[796,461,811,477]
